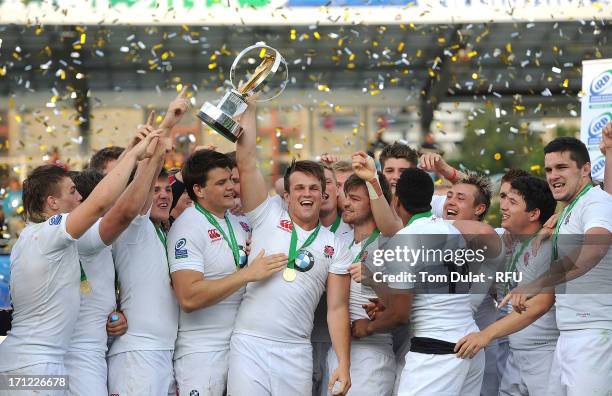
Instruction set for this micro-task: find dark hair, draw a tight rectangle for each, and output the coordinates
[395,168,434,214]
[158,167,169,180]
[71,169,105,201]
[510,176,556,225]
[344,172,392,204]
[501,168,529,184]
[89,146,125,172]
[543,137,590,168]
[379,142,419,169]
[457,172,493,221]
[23,165,69,223]
[284,160,326,194]
[225,151,237,169]
[182,150,232,201]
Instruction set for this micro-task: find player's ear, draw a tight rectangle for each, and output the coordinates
[193,184,206,199]
[528,208,541,223]
[283,190,289,203]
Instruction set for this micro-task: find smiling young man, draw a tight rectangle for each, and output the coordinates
[504,136,612,395]
[312,163,353,396]
[0,133,158,394]
[455,175,559,396]
[167,149,287,396]
[323,173,396,396]
[228,99,353,396]
[106,90,190,396]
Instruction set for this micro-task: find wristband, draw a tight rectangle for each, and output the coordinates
[365,173,381,200]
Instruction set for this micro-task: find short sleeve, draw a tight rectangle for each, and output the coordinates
[582,189,612,233]
[167,218,206,274]
[37,213,76,260]
[329,237,352,275]
[246,196,283,230]
[431,194,446,218]
[77,219,108,257]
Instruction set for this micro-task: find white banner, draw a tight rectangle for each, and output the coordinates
[580,59,612,182]
[0,0,610,25]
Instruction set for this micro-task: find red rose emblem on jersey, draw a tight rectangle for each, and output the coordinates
[278,219,293,232]
[239,221,251,233]
[323,245,334,258]
[208,229,222,241]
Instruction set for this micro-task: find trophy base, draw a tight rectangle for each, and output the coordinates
[197,102,244,143]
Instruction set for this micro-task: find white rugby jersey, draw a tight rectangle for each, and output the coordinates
[233,197,352,343]
[554,186,612,331]
[109,214,179,356]
[167,206,249,359]
[505,238,558,350]
[69,220,115,352]
[389,215,479,343]
[0,214,79,371]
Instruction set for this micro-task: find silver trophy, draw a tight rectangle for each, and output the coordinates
[197,43,288,142]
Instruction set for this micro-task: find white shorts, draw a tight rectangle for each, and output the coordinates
[227,333,312,396]
[174,351,229,396]
[397,350,485,396]
[499,348,554,396]
[325,342,396,396]
[496,338,510,386]
[0,363,66,396]
[547,329,612,396]
[64,350,107,396]
[312,341,330,396]
[107,350,174,396]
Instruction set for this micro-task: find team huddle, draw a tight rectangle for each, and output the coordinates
[0,89,611,396]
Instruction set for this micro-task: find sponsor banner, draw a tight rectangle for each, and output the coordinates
[0,0,609,25]
[581,59,612,182]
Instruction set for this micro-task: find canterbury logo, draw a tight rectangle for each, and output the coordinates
[278,219,293,232]
[208,229,222,240]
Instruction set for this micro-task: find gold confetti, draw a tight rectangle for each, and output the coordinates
[80,33,86,44]
[208,63,217,70]
[562,79,569,88]
[259,48,266,58]
[397,42,405,52]
[494,153,501,160]
[176,83,183,92]
[530,165,541,171]
[317,84,330,92]
[314,31,321,40]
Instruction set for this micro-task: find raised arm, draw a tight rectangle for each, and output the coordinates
[236,99,268,212]
[419,152,467,184]
[66,131,160,239]
[99,127,171,245]
[351,151,403,236]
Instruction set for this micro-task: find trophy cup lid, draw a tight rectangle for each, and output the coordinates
[229,42,289,102]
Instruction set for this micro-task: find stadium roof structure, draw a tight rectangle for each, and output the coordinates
[0,21,610,132]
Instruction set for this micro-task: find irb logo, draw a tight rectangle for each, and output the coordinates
[588,112,612,144]
[590,70,612,95]
[591,156,606,181]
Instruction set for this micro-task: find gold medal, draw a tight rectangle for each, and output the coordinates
[80,279,92,295]
[283,268,296,282]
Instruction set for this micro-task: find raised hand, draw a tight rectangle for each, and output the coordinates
[601,121,612,155]
[320,153,340,165]
[160,86,191,130]
[351,151,377,181]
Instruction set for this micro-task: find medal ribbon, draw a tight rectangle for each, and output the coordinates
[287,221,321,270]
[504,232,538,294]
[329,215,341,233]
[195,203,241,268]
[79,260,90,293]
[552,184,592,260]
[407,210,432,226]
[153,223,170,274]
[349,228,380,263]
